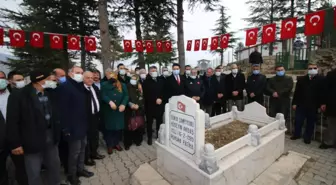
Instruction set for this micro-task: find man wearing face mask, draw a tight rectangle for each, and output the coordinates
[183,65,192,80]
[163,63,186,101]
[185,68,204,104]
[6,70,61,185]
[212,66,227,116]
[291,62,324,144]
[138,69,147,85]
[225,64,246,111]
[117,63,130,84]
[59,66,93,185]
[160,67,170,80]
[143,66,164,145]
[54,68,67,84]
[7,71,25,92]
[0,71,9,185]
[246,64,267,105]
[266,65,293,118]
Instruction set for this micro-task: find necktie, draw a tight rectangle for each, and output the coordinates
[176,75,180,85]
[88,87,98,114]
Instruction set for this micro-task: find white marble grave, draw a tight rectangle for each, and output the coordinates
[156,95,287,185]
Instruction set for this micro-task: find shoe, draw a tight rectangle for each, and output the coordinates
[319,143,333,149]
[114,145,123,151]
[108,147,113,155]
[303,139,311,144]
[147,139,152,145]
[77,169,94,178]
[84,159,96,166]
[290,136,300,140]
[91,154,105,160]
[67,175,80,185]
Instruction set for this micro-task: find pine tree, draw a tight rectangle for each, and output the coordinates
[211,5,237,65]
[234,42,244,61]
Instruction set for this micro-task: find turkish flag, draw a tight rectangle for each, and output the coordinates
[194,39,200,51]
[186,40,192,51]
[201,38,208,50]
[245,28,258,46]
[0,28,3,45]
[220,34,230,49]
[262,23,276,44]
[30,32,44,48]
[9,29,25,47]
[135,40,143,52]
[280,17,297,40]
[164,40,172,52]
[84,36,96,51]
[50,34,63,49]
[156,40,163,52]
[67,35,80,50]
[145,40,154,53]
[123,40,132,52]
[210,36,219,50]
[305,10,325,36]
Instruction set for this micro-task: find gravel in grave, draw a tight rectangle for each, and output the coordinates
[205,120,249,149]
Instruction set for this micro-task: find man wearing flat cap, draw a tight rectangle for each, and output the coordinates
[6,70,61,185]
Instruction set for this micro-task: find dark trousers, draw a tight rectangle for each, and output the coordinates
[269,98,289,118]
[211,102,227,116]
[248,95,264,105]
[58,135,68,173]
[124,128,143,147]
[105,130,122,147]
[10,153,29,185]
[293,107,317,141]
[0,150,8,185]
[85,114,100,161]
[68,137,86,177]
[146,112,163,139]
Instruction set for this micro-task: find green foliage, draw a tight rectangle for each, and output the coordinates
[234,42,245,61]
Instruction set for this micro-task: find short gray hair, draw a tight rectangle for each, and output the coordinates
[105,68,113,73]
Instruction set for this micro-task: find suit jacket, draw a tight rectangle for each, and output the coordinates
[163,75,186,101]
[246,73,267,98]
[143,76,165,116]
[6,84,61,154]
[0,111,5,152]
[202,76,216,105]
[225,73,246,100]
[212,74,226,103]
[85,84,100,117]
[322,69,336,116]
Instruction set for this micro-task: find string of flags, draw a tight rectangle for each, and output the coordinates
[0,28,97,51]
[122,40,173,53]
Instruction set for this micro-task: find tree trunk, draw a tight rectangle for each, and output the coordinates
[269,0,274,56]
[79,2,86,69]
[98,0,112,71]
[306,0,312,60]
[220,49,224,66]
[134,0,145,68]
[177,0,185,72]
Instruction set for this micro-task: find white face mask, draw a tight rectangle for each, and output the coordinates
[135,71,140,75]
[215,72,221,76]
[190,76,196,79]
[43,80,57,89]
[150,72,158,78]
[163,71,170,77]
[119,69,126,75]
[185,70,191,75]
[308,69,318,75]
[140,74,146,79]
[130,79,137,86]
[72,74,83,83]
[231,69,238,74]
[15,81,25,89]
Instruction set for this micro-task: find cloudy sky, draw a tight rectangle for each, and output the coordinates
[0,0,249,68]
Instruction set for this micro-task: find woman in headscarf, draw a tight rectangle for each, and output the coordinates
[101,72,129,154]
[124,75,145,150]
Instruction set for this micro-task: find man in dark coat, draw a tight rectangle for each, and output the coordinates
[185,68,204,104]
[202,68,216,115]
[249,47,263,65]
[183,65,192,80]
[246,64,267,105]
[59,66,93,185]
[225,64,246,111]
[291,63,324,144]
[320,68,336,149]
[6,71,61,185]
[266,65,293,118]
[143,66,165,145]
[212,66,227,116]
[162,63,185,101]
[0,111,7,185]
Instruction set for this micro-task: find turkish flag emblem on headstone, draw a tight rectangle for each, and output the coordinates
[156,40,163,52]
[9,29,25,47]
[50,34,63,49]
[177,101,185,112]
[305,10,325,36]
[220,34,230,49]
[194,39,200,51]
[84,36,96,51]
[186,40,192,51]
[123,40,132,52]
[145,40,154,53]
[245,28,258,46]
[0,28,4,45]
[201,38,208,50]
[135,40,143,52]
[67,35,80,50]
[30,32,44,48]
[280,17,297,40]
[262,23,276,44]
[164,40,172,52]
[210,36,219,50]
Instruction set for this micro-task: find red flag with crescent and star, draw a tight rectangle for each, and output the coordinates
[194,39,200,51]
[280,17,297,40]
[163,40,172,52]
[135,40,143,52]
[220,34,230,49]
[30,31,44,48]
[305,10,325,36]
[245,28,258,46]
[67,35,80,50]
[201,38,208,50]
[186,40,192,51]
[50,34,63,49]
[123,40,132,52]
[84,36,96,51]
[145,40,154,53]
[210,36,219,50]
[0,28,3,46]
[156,40,163,52]
[9,29,25,47]
[262,23,276,44]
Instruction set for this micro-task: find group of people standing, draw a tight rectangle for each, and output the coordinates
[0,60,335,185]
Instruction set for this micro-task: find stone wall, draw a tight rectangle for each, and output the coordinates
[311,48,336,75]
[234,56,276,74]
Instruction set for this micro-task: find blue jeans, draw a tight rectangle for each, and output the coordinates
[105,130,122,147]
[294,107,317,141]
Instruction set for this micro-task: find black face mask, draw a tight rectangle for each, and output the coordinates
[109,78,116,84]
